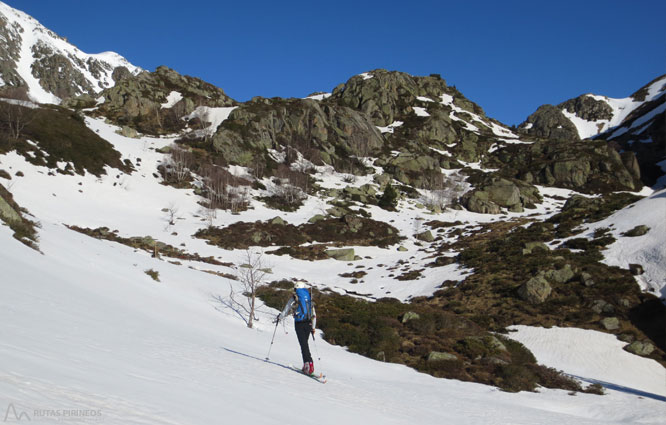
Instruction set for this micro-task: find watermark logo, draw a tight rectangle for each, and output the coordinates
[4,403,103,423]
[3,404,30,422]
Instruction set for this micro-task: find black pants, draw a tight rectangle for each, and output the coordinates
[295,321,313,363]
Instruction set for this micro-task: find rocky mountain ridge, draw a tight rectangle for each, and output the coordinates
[0,1,141,103]
[518,75,665,184]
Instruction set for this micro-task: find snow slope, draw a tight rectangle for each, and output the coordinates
[572,188,666,298]
[2,211,666,424]
[0,1,141,104]
[509,326,666,399]
[561,76,666,140]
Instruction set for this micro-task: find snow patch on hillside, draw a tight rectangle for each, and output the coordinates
[509,326,666,399]
[580,188,666,298]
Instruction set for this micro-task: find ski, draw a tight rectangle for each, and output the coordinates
[290,365,327,384]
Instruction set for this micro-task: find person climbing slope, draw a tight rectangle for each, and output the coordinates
[276,280,317,375]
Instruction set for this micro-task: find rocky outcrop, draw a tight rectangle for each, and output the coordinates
[328,70,462,127]
[560,95,614,122]
[31,41,108,99]
[462,177,541,214]
[0,14,24,91]
[490,139,642,193]
[518,104,580,141]
[86,66,236,135]
[211,97,383,167]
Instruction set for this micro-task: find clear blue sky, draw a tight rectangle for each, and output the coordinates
[7,0,666,125]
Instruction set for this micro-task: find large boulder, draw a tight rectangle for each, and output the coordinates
[517,273,552,304]
[625,341,655,357]
[462,177,541,214]
[325,248,356,261]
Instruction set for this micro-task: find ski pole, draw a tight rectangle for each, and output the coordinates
[265,319,279,361]
[312,331,323,369]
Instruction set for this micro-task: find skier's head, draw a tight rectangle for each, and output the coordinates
[293,279,307,290]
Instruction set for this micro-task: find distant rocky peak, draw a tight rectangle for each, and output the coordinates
[327,69,487,128]
[0,1,141,104]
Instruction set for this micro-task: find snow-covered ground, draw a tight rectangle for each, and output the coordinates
[509,326,666,399]
[2,217,665,424]
[572,188,666,298]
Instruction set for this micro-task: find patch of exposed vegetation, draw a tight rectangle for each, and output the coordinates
[68,226,232,267]
[145,269,160,282]
[196,215,402,251]
[0,103,130,176]
[0,183,39,250]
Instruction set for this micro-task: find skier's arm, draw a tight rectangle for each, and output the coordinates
[277,296,295,322]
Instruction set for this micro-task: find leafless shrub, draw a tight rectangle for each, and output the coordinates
[227,249,268,328]
[163,145,194,183]
[420,171,467,210]
[200,164,252,212]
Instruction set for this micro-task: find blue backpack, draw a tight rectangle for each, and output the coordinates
[294,288,313,322]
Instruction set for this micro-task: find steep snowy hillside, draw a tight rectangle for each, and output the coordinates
[0,1,140,103]
[519,75,666,141]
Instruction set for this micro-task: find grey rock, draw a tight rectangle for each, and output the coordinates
[415,230,435,242]
[518,274,552,304]
[325,248,356,261]
[427,351,458,362]
[546,264,575,284]
[523,242,550,255]
[625,341,655,357]
[623,225,649,237]
[591,299,615,315]
[580,272,596,287]
[270,216,286,226]
[308,214,326,223]
[600,317,620,331]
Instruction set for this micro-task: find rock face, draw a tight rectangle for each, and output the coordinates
[328,69,465,127]
[489,139,642,194]
[517,273,552,304]
[211,97,383,167]
[560,95,614,122]
[87,66,236,135]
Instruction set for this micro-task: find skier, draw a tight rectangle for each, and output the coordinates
[276,280,317,375]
